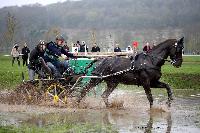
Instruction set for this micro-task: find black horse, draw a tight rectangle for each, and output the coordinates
[77,37,184,108]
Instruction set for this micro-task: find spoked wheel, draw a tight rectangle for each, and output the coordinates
[45,83,68,105]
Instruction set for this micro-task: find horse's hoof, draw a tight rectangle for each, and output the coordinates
[166,100,171,107]
[170,97,174,101]
[169,96,173,101]
[76,97,82,104]
[105,103,111,108]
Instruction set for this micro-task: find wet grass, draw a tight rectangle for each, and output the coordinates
[0,126,17,133]
[0,121,117,133]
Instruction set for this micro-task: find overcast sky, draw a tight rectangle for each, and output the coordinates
[0,0,80,8]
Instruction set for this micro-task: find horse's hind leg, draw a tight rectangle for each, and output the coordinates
[151,81,173,107]
[101,81,118,107]
[77,78,101,103]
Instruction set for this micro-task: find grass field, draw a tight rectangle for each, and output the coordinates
[0,55,199,90]
[0,123,117,133]
[0,55,28,90]
[161,56,200,89]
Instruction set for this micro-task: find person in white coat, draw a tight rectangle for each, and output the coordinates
[11,44,20,66]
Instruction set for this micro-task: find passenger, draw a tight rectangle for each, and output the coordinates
[28,40,50,81]
[44,35,76,78]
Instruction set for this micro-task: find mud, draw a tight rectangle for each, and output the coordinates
[0,89,200,132]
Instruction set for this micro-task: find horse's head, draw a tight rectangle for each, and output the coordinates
[169,37,184,68]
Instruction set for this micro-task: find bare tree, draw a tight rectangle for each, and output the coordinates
[3,12,18,52]
[45,27,61,42]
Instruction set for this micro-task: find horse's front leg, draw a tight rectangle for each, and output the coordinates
[101,81,118,108]
[151,81,173,107]
[141,77,153,108]
[143,85,153,108]
[140,71,153,108]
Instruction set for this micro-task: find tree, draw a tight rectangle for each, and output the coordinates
[44,27,61,42]
[2,12,18,52]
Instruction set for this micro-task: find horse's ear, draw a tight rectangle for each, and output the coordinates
[179,37,184,43]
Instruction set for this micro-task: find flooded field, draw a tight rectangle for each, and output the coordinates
[0,89,200,133]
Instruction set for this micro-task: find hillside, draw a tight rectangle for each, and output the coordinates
[0,0,200,52]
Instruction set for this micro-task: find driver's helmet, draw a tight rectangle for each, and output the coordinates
[56,35,65,41]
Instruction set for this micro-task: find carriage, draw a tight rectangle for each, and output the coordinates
[20,52,131,105]
[20,57,95,104]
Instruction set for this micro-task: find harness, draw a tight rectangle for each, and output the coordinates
[94,48,179,79]
[170,42,184,65]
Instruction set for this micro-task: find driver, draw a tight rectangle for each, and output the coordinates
[44,35,76,78]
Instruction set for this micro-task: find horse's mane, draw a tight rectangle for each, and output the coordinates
[152,39,177,51]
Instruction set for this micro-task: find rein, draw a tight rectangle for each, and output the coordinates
[149,54,172,63]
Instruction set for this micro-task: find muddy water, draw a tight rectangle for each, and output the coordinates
[0,89,200,133]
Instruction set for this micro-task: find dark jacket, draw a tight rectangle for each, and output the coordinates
[28,47,44,70]
[22,46,30,59]
[143,45,151,53]
[91,46,100,52]
[44,41,74,62]
[79,44,88,52]
[114,47,121,52]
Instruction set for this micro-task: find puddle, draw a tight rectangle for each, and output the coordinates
[0,89,200,132]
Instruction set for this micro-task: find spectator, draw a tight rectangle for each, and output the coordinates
[72,43,79,53]
[132,41,139,54]
[79,41,88,52]
[143,42,151,53]
[76,41,81,51]
[63,41,70,52]
[114,43,121,52]
[21,43,30,66]
[11,44,20,66]
[126,45,133,52]
[91,43,100,52]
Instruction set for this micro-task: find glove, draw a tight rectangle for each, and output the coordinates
[38,57,43,63]
[61,54,67,59]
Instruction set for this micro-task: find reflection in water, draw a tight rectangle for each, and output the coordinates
[24,109,173,133]
[144,111,172,133]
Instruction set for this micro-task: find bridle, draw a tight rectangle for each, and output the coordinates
[170,42,183,65]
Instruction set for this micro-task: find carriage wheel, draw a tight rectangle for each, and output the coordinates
[45,83,67,105]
